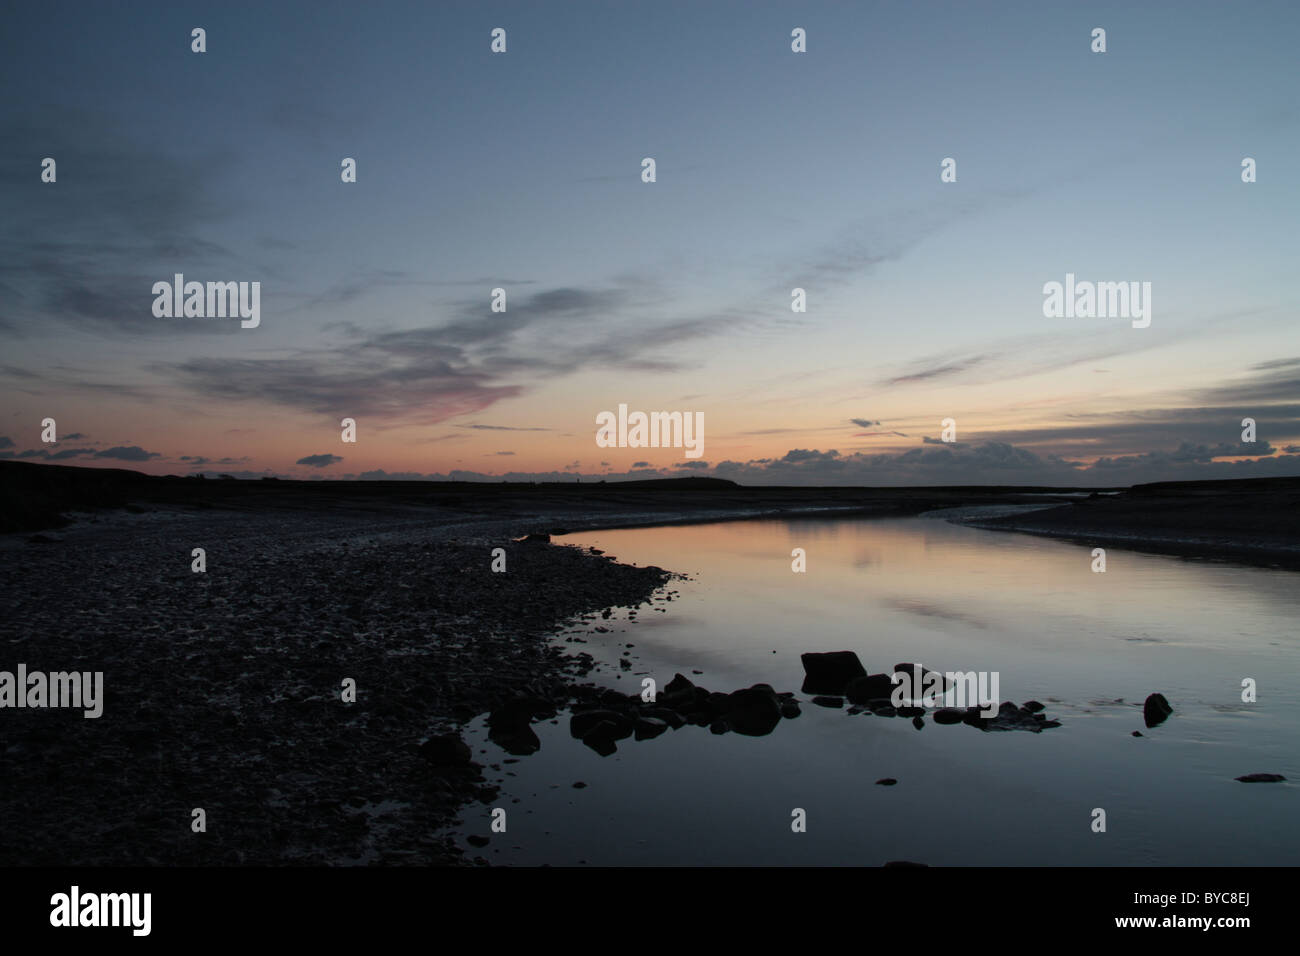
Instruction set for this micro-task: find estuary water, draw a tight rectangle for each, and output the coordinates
[455,514,1299,866]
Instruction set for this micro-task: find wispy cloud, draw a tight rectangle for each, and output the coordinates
[882,354,992,386]
[157,281,745,423]
[296,454,342,468]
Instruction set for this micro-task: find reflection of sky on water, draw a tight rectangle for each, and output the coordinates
[455,517,1299,865]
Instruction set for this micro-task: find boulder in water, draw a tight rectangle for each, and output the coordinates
[1143,692,1173,728]
[726,686,782,737]
[846,673,896,705]
[800,651,867,695]
[570,709,632,740]
[634,717,669,740]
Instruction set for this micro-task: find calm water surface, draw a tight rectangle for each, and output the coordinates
[455,515,1300,865]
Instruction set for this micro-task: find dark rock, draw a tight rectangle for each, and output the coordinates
[726,686,782,736]
[487,700,542,755]
[489,723,540,756]
[420,734,472,767]
[580,723,620,756]
[1132,731,1143,737]
[933,708,965,725]
[598,689,634,711]
[811,696,844,709]
[706,691,734,715]
[800,651,867,695]
[665,671,696,697]
[866,699,896,717]
[570,710,632,740]
[912,716,925,730]
[846,673,897,705]
[519,533,550,544]
[1023,700,1045,713]
[580,712,633,739]
[892,663,952,695]
[709,719,729,735]
[634,717,669,740]
[1143,693,1173,728]
[779,700,801,719]
[467,835,489,848]
[1235,773,1286,783]
[883,860,929,867]
[572,781,587,789]
[897,706,924,717]
[875,778,897,786]
[641,707,685,729]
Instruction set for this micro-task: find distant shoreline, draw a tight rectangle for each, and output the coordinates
[957,479,1300,570]
[5,460,1298,568]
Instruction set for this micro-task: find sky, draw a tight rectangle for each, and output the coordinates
[2,0,1298,486]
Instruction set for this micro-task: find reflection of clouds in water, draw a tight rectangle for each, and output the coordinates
[781,520,848,542]
[886,597,987,629]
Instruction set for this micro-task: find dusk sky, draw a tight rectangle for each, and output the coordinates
[3,0,1298,485]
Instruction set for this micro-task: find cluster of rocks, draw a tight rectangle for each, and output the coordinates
[799,651,1062,732]
[566,673,801,755]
